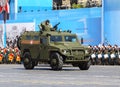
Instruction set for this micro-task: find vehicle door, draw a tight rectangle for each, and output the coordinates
[40,36,49,59]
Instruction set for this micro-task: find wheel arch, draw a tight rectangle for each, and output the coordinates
[23,49,30,55]
[49,51,66,60]
[50,51,62,57]
[21,49,31,61]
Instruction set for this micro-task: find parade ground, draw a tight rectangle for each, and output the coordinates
[0,64,119,87]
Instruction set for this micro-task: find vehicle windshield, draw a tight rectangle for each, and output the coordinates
[64,36,77,42]
[50,36,62,42]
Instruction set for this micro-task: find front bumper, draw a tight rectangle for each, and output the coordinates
[64,55,90,63]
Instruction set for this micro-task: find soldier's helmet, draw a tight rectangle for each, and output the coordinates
[46,20,50,23]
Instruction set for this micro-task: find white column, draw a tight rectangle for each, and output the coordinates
[15,0,18,13]
[101,0,104,44]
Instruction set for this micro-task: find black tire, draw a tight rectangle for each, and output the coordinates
[79,60,91,70]
[23,52,34,69]
[50,52,63,70]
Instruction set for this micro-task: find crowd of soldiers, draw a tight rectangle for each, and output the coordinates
[89,44,120,65]
[86,0,102,8]
[0,46,21,64]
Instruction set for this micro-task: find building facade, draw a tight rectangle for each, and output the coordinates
[53,0,102,10]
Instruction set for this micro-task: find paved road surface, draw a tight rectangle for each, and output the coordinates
[0,64,119,87]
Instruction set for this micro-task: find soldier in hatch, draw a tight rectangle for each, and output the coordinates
[39,20,53,31]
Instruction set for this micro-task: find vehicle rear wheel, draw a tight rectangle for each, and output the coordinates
[50,52,63,70]
[23,52,34,69]
[78,60,91,70]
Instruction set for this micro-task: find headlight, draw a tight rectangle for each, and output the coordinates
[62,50,67,54]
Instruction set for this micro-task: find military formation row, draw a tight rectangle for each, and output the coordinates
[1,44,120,65]
[89,44,120,65]
[0,47,21,64]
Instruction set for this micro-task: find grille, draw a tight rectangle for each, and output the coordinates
[72,50,84,56]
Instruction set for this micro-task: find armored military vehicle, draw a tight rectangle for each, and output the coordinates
[17,24,91,70]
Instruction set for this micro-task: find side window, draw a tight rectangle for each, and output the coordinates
[50,36,62,42]
[65,36,70,41]
[33,36,39,40]
[26,36,31,40]
[65,36,77,42]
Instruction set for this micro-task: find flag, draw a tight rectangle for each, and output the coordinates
[4,0,9,13]
[0,6,3,13]
[0,0,9,13]
[3,0,10,23]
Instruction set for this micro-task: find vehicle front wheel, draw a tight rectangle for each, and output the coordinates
[23,52,34,69]
[50,52,63,70]
[78,60,91,70]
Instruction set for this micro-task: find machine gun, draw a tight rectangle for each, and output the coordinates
[53,22,60,30]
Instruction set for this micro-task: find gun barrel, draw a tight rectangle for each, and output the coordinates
[53,22,60,28]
